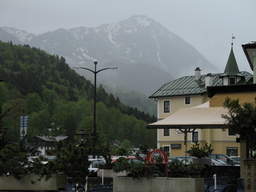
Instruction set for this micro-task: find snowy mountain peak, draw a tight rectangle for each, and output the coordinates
[129,15,153,27]
[0,15,217,95]
[1,27,35,42]
[116,15,157,30]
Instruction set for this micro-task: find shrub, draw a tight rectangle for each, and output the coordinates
[168,159,204,178]
[0,144,31,179]
[187,142,213,158]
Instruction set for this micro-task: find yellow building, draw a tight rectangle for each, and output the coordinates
[148,45,253,157]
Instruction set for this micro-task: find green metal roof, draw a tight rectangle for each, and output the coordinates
[149,71,252,98]
[221,47,242,76]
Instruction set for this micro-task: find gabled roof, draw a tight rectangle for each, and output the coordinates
[149,71,252,98]
[29,136,68,142]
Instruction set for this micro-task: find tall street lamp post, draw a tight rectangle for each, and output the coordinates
[74,61,117,157]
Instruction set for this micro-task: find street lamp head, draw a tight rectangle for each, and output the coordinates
[94,60,98,65]
[242,42,256,70]
[242,42,256,84]
[75,129,88,146]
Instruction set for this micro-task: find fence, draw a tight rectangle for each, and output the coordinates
[202,165,240,181]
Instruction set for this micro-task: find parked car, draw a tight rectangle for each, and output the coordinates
[169,156,227,166]
[126,156,144,164]
[168,156,196,164]
[230,156,240,163]
[88,155,105,160]
[88,159,106,176]
[208,154,240,165]
[211,158,228,166]
[112,156,143,164]
[111,156,127,162]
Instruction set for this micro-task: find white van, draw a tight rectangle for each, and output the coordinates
[88,159,105,176]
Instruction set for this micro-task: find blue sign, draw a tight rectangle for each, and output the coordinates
[20,116,28,140]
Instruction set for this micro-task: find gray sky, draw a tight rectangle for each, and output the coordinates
[1,0,255,74]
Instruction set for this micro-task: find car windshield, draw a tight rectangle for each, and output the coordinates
[230,156,240,161]
[127,159,144,164]
[91,160,104,168]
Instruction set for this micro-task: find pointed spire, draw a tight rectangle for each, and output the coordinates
[220,36,243,85]
[223,35,240,76]
[223,46,240,75]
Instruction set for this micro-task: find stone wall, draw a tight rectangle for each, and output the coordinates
[113,177,204,192]
[243,159,256,192]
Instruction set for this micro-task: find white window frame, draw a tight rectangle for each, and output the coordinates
[226,147,238,156]
[163,145,170,155]
[163,100,170,113]
[192,131,199,143]
[229,77,236,85]
[163,128,170,137]
[184,96,191,105]
[227,128,236,136]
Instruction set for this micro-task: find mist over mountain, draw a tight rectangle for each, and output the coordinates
[0,15,217,113]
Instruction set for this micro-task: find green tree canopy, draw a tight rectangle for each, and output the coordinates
[120,139,133,150]
[0,41,156,148]
[222,97,256,158]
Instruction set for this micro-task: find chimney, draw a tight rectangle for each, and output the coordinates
[205,73,213,88]
[195,67,201,80]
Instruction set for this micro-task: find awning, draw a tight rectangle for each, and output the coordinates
[147,104,229,129]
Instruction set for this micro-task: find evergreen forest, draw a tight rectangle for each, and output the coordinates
[0,41,157,148]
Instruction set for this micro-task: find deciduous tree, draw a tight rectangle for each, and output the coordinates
[222,97,256,158]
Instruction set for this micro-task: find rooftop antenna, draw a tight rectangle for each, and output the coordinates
[231,33,235,47]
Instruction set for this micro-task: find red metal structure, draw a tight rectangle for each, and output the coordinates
[146,150,169,177]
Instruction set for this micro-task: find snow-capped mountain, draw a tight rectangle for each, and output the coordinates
[0,27,35,43]
[0,15,217,96]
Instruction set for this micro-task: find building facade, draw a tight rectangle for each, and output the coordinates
[28,135,68,156]
[148,46,253,157]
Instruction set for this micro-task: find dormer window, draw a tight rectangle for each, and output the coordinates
[229,77,236,85]
[221,76,238,85]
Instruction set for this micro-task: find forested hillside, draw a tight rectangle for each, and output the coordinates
[0,41,156,147]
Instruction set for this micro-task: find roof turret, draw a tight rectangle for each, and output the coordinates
[222,46,241,76]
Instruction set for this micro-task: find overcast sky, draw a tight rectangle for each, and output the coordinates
[1,0,255,74]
